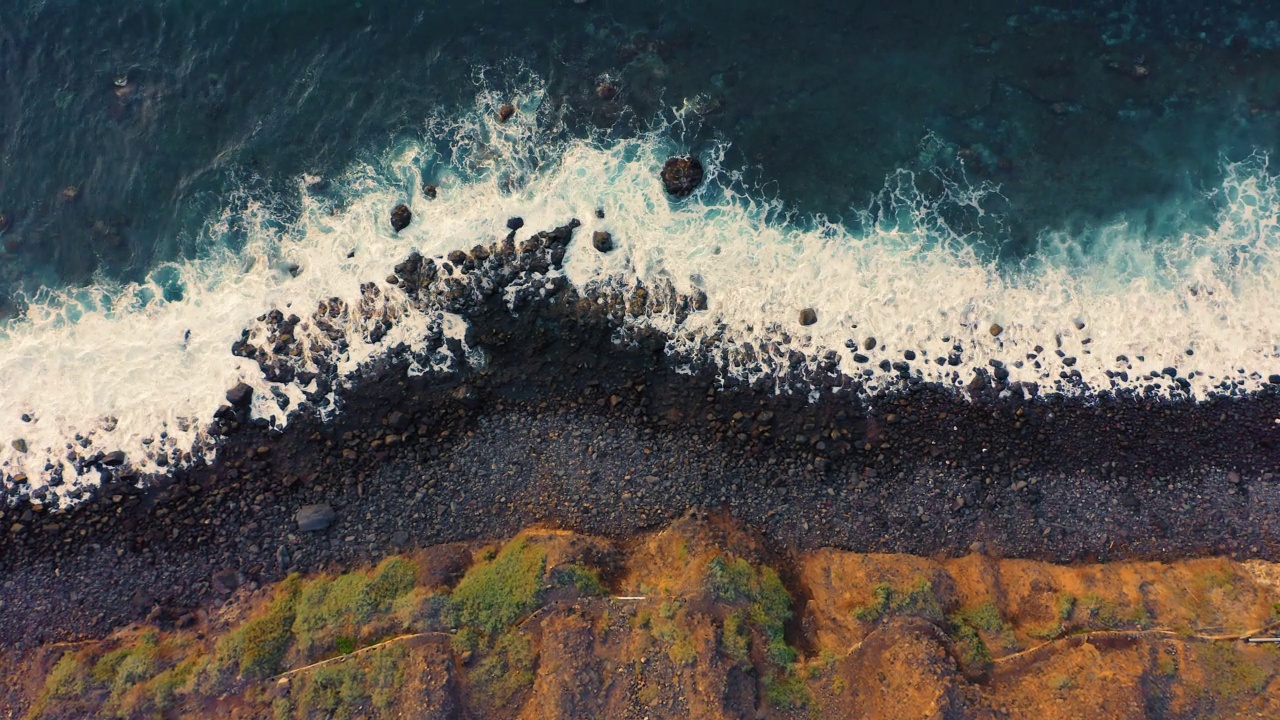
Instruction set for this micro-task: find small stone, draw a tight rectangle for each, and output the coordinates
[296,504,336,532]
[798,308,817,326]
[390,530,409,548]
[101,450,126,466]
[1227,471,1242,484]
[11,439,26,453]
[595,208,605,219]
[422,183,438,199]
[969,541,985,555]
[390,204,412,232]
[506,217,524,231]
[863,337,876,351]
[596,78,619,101]
[661,156,704,197]
[989,323,1003,336]
[497,103,516,123]
[226,382,254,407]
[592,230,613,252]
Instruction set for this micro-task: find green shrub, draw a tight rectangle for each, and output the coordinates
[722,611,752,669]
[471,630,536,708]
[705,555,799,674]
[552,564,606,596]
[297,662,367,720]
[764,669,810,709]
[451,538,547,637]
[212,575,302,682]
[367,644,409,711]
[952,602,1018,653]
[853,583,893,621]
[293,558,419,659]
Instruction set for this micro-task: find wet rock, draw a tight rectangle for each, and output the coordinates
[863,337,877,351]
[390,204,412,232]
[422,183,438,199]
[226,382,254,408]
[596,76,619,101]
[101,451,126,467]
[506,217,524,231]
[595,208,605,219]
[592,230,613,252]
[11,439,26,453]
[989,323,1003,337]
[799,308,817,326]
[661,156,704,197]
[497,103,516,123]
[296,504,336,533]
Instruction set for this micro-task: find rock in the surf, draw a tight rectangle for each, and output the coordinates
[101,450,126,466]
[296,504,336,532]
[497,103,516,123]
[989,323,1003,336]
[799,307,818,326]
[661,156,704,197]
[592,230,613,252]
[422,183,438,199]
[390,204,412,232]
[507,217,524,231]
[226,382,254,407]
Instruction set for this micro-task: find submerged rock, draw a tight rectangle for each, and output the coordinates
[296,504,335,532]
[661,156,704,197]
[390,204,412,232]
[422,183,438,199]
[592,230,613,252]
[497,103,516,123]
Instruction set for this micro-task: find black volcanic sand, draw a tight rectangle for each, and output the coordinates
[1,221,1279,651]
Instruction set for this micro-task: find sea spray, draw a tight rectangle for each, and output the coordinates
[2,76,1279,501]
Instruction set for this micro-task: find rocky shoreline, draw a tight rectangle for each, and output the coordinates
[2,219,1279,651]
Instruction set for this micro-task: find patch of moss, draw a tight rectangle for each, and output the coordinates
[853,583,893,622]
[450,537,547,637]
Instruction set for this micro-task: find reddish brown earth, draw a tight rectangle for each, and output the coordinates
[6,513,1280,719]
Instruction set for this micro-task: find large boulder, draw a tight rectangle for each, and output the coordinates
[390,204,412,232]
[296,504,336,532]
[661,156,704,197]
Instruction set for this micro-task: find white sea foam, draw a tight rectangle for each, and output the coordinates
[2,77,1279,500]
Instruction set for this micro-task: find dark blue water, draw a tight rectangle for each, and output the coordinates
[2,0,1279,309]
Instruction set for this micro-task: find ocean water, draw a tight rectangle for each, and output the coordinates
[3,0,1280,499]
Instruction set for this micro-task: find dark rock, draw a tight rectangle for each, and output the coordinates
[101,451,126,467]
[595,208,605,219]
[863,337,876,351]
[211,568,242,595]
[903,350,916,361]
[989,323,1003,337]
[497,103,516,123]
[422,183,438,199]
[506,217,524,231]
[296,504,336,532]
[1270,374,1280,384]
[592,231,613,252]
[226,382,254,407]
[11,439,26,453]
[390,204,412,232]
[798,308,817,326]
[661,156,704,197]
[0,213,10,233]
